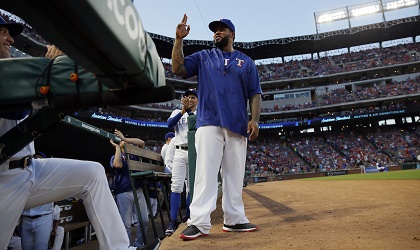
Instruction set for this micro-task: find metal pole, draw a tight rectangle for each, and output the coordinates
[313,12,319,39]
[346,6,352,34]
[379,0,387,27]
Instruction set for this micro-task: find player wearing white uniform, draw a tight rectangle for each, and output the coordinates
[172,15,262,240]
[21,203,55,250]
[161,132,175,173]
[164,89,198,236]
[50,204,64,250]
[0,17,137,250]
[164,137,176,171]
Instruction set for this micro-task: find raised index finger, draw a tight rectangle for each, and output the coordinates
[181,14,188,24]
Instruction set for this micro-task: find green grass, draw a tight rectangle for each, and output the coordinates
[305,169,420,181]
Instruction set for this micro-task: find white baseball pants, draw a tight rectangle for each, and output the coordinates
[21,213,53,250]
[188,126,250,234]
[0,158,136,250]
[171,148,189,193]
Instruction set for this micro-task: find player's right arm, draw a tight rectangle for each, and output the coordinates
[114,129,145,148]
[110,140,123,168]
[172,14,190,78]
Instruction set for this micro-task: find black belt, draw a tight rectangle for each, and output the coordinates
[23,213,51,219]
[175,145,188,150]
[9,156,33,170]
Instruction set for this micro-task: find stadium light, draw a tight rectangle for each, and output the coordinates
[315,0,419,24]
[316,7,348,23]
[383,0,418,10]
[349,3,381,18]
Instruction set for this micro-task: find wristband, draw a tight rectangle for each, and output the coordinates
[185,108,194,116]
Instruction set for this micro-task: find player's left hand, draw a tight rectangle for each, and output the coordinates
[247,120,259,141]
[114,129,125,141]
[181,97,190,114]
[110,139,118,147]
[181,97,190,108]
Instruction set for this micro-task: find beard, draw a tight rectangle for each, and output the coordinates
[214,35,229,49]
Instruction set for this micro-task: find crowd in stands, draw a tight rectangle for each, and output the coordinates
[289,136,348,171]
[325,132,391,168]
[132,75,419,116]
[317,88,357,106]
[161,43,420,83]
[246,126,419,176]
[354,76,420,99]
[118,125,420,178]
[262,76,420,113]
[258,42,419,81]
[129,75,420,116]
[247,140,311,176]
[366,127,420,164]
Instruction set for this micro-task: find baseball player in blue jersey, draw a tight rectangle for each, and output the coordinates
[110,129,149,247]
[0,17,138,250]
[165,89,198,236]
[172,15,262,240]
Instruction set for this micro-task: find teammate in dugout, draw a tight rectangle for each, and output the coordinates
[109,129,149,248]
[161,132,175,173]
[165,89,198,236]
[171,15,262,240]
[0,17,140,249]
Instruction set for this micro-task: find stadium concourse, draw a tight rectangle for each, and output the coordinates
[1,5,420,249]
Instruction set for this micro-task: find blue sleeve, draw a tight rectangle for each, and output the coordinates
[184,51,200,79]
[167,112,182,128]
[0,110,31,120]
[247,60,262,98]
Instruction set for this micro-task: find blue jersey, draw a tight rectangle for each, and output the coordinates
[184,48,262,137]
[110,153,141,195]
[148,181,161,198]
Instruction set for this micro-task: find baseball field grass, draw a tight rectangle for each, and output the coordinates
[305,168,420,180]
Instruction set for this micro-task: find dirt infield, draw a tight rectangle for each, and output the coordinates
[159,179,420,250]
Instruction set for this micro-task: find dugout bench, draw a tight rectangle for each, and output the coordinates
[123,144,186,243]
[57,199,94,249]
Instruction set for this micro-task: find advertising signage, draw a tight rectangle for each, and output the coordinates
[87,108,408,129]
[90,113,168,128]
[259,109,407,129]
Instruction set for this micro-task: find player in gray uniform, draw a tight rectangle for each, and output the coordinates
[165,89,198,236]
[0,16,137,250]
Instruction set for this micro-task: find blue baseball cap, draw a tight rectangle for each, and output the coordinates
[209,19,235,33]
[34,151,46,159]
[184,89,198,97]
[0,16,23,37]
[165,132,175,140]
